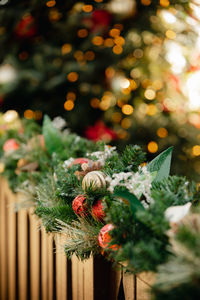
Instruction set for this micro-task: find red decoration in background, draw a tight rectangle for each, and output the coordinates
[92,199,105,221]
[98,223,119,250]
[15,15,37,39]
[3,139,20,152]
[82,9,112,33]
[85,121,117,142]
[72,195,88,217]
[73,158,90,166]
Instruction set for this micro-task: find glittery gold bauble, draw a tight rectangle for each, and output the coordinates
[82,171,106,191]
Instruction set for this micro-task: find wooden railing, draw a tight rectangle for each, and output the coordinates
[0,177,155,300]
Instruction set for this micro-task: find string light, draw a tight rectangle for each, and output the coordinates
[92,36,104,46]
[104,38,114,47]
[144,89,156,100]
[90,98,100,108]
[61,44,72,55]
[66,92,76,101]
[122,104,134,115]
[146,104,157,115]
[148,141,158,153]
[24,110,35,119]
[192,145,200,156]
[77,29,88,38]
[85,51,95,61]
[165,30,176,39]
[121,118,132,129]
[141,0,151,6]
[46,0,56,8]
[113,45,123,54]
[109,29,120,38]
[160,0,169,8]
[157,127,168,138]
[64,100,74,111]
[67,72,79,82]
[82,5,93,13]
[112,112,122,123]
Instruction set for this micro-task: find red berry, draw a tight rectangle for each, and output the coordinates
[73,158,90,165]
[92,200,105,221]
[15,15,37,39]
[3,139,20,152]
[72,195,88,217]
[98,224,119,250]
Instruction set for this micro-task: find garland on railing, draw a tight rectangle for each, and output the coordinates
[0,110,200,281]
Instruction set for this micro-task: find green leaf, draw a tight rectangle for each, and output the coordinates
[42,115,63,155]
[114,189,145,217]
[147,147,173,182]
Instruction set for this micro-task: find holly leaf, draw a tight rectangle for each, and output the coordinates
[42,115,63,155]
[147,147,173,182]
[114,188,145,217]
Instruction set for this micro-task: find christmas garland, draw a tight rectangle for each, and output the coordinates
[0,110,199,277]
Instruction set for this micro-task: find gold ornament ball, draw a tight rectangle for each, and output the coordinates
[82,171,106,191]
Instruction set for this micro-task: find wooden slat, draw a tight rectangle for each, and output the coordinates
[136,272,155,300]
[109,268,121,300]
[0,178,8,300]
[123,273,135,300]
[18,202,28,300]
[71,255,80,300]
[29,209,40,300]
[41,227,48,300]
[48,234,54,300]
[7,187,16,300]
[83,257,94,300]
[56,234,68,300]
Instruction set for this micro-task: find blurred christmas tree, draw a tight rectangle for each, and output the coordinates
[0,0,200,180]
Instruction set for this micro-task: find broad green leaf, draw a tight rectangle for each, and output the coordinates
[147,147,173,182]
[42,115,63,155]
[114,188,145,217]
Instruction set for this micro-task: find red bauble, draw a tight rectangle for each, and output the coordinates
[91,10,112,32]
[15,15,37,39]
[98,224,118,250]
[72,195,88,217]
[73,158,90,166]
[3,139,20,152]
[85,121,117,142]
[92,200,105,221]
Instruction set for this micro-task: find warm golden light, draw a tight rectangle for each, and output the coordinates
[92,36,104,46]
[146,104,157,116]
[113,45,123,54]
[144,89,156,100]
[160,0,169,7]
[114,36,125,46]
[61,44,72,55]
[64,100,74,111]
[46,0,56,7]
[66,92,76,101]
[24,110,35,119]
[122,104,134,115]
[157,127,168,138]
[82,5,93,12]
[77,29,88,38]
[148,141,158,153]
[109,28,120,38]
[90,98,100,108]
[141,0,151,6]
[193,145,200,156]
[67,72,79,82]
[165,30,176,39]
[104,38,114,47]
[85,51,95,61]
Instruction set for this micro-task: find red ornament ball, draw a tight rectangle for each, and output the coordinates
[92,200,105,221]
[73,158,90,166]
[91,10,112,31]
[72,195,88,217]
[3,139,20,152]
[98,224,119,250]
[15,15,37,39]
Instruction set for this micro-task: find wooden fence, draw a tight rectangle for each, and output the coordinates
[0,177,155,300]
